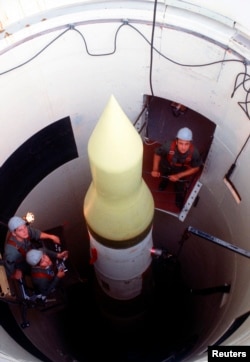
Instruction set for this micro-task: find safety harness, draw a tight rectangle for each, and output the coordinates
[167,140,194,168]
[6,238,30,258]
[31,265,55,280]
[31,271,53,280]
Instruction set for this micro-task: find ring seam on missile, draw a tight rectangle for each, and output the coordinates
[87,220,153,249]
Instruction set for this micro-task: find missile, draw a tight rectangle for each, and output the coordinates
[83,95,154,301]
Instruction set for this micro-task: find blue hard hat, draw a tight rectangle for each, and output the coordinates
[26,249,43,266]
[176,127,193,141]
[8,216,26,232]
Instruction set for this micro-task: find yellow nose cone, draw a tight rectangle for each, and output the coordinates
[84,95,154,242]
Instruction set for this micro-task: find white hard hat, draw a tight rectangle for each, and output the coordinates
[8,216,26,232]
[26,249,43,266]
[176,127,193,141]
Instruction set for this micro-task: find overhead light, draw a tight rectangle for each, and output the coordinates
[24,212,35,224]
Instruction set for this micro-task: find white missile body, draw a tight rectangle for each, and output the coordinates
[84,95,154,300]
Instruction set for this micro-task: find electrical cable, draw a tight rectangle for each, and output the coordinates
[225,132,250,178]
[0,21,243,70]
[149,0,158,97]
[231,62,250,119]
[0,18,249,117]
[0,27,71,76]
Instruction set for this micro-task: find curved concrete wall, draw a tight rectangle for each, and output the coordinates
[0,1,250,361]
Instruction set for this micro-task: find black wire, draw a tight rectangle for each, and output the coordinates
[230,63,250,119]
[0,20,244,78]
[0,27,72,76]
[235,133,250,163]
[149,0,158,97]
[71,23,126,56]
[0,19,249,118]
[231,63,249,96]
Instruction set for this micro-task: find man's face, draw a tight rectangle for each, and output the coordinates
[39,254,52,268]
[176,139,191,154]
[13,224,29,241]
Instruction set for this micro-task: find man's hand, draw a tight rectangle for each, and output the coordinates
[57,250,69,260]
[151,170,161,177]
[168,174,180,182]
[11,269,23,280]
[57,269,65,278]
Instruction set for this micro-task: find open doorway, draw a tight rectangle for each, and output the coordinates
[141,96,216,219]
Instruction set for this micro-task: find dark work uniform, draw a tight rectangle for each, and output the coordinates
[155,140,202,208]
[31,250,61,297]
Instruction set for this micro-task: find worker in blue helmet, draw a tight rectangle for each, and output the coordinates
[151,127,202,209]
[4,216,61,280]
[26,248,68,299]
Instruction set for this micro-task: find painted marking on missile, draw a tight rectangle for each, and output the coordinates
[188,226,250,258]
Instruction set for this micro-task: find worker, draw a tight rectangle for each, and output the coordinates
[151,127,202,209]
[26,248,68,298]
[4,215,61,280]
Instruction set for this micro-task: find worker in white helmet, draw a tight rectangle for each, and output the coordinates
[151,127,202,209]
